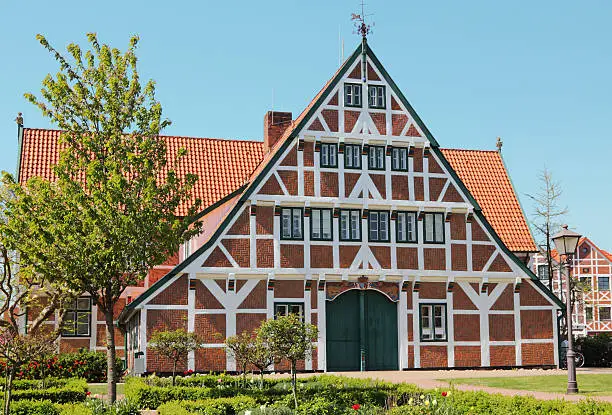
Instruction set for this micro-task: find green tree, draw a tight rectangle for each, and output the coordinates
[225,331,254,386]
[250,329,275,389]
[149,329,203,386]
[7,33,202,402]
[258,314,318,409]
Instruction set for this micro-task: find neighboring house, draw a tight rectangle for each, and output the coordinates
[533,237,612,337]
[17,40,562,372]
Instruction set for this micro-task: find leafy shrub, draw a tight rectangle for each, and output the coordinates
[0,377,81,391]
[11,379,87,403]
[238,407,294,415]
[10,400,59,415]
[157,402,191,415]
[57,403,92,415]
[576,333,612,367]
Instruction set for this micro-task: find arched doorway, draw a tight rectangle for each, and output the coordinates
[326,289,398,371]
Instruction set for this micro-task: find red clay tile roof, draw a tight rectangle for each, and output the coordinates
[441,148,537,252]
[19,129,536,252]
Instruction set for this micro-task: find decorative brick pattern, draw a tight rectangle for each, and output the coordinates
[345,173,360,198]
[147,310,187,340]
[424,248,446,271]
[453,284,477,310]
[451,244,467,271]
[407,346,414,368]
[275,279,304,298]
[195,348,227,372]
[308,118,325,131]
[407,314,413,341]
[491,284,514,310]
[519,282,551,307]
[222,239,250,267]
[454,315,480,341]
[489,315,514,341]
[60,338,90,353]
[419,282,446,299]
[428,154,444,174]
[321,109,339,132]
[340,246,360,268]
[328,91,338,106]
[150,275,188,305]
[471,221,490,241]
[203,247,233,268]
[370,113,386,135]
[391,96,401,110]
[429,178,446,201]
[195,314,225,343]
[147,348,187,373]
[256,206,274,234]
[371,246,391,269]
[414,177,424,201]
[257,240,274,268]
[490,345,515,367]
[311,289,317,309]
[303,141,314,167]
[420,345,448,368]
[406,124,421,137]
[488,253,513,272]
[412,148,423,172]
[304,171,314,196]
[348,63,361,79]
[442,185,464,203]
[391,175,409,200]
[236,313,266,335]
[278,171,298,195]
[311,245,333,268]
[472,245,495,271]
[344,111,359,133]
[280,245,304,268]
[238,280,267,309]
[227,209,250,235]
[521,310,553,339]
[397,247,418,270]
[280,145,297,166]
[392,114,408,136]
[454,346,481,367]
[320,172,339,197]
[450,215,466,240]
[371,174,386,199]
[259,175,284,195]
[195,280,224,309]
[367,63,380,81]
[522,343,554,366]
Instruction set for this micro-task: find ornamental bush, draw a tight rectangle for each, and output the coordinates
[10,400,59,415]
[10,379,87,403]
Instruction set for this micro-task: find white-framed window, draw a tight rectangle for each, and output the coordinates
[391,147,408,171]
[397,211,417,243]
[340,209,361,241]
[344,83,362,107]
[598,276,610,291]
[368,211,390,242]
[344,144,362,169]
[600,307,611,321]
[62,297,92,337]
[420,304,447,341]
[281,207,303,240]
[424,212,445,243]
[537,264,550,281]
[320,143,338,168]
[368,145,385,170]
[368,85,385,109]
[274,303,304,321]
[183,238,192,259]
[128,316,140,352]
[311,208,332,241]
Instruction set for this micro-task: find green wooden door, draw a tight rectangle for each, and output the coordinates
[326,289,398,371]
[326,290,360,371]
[365,290,399,370]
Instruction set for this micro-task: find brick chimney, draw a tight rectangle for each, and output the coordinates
[264,111,292,152]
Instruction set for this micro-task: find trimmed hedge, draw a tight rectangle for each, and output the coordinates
[0,377,84,391]
[157,396,257,415]
[11,379,88,403]
[10,400,59,415]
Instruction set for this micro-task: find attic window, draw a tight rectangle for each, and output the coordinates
[368,86,385,109]
[344,83,362,107]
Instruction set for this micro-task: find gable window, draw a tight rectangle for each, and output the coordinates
[62,297,91,337]
[340,209,361,241]
[420,304,447,341]
[586,307,593,321]
[344,144,362,169]
[600,307,611,321]
[281,207,303,240]
[320,143,338,168]
[368,211,390,242]
[423,212,445,244]
[396,211,417,243]
[274,302,304,322]
[344,83,362,107]
[537,264,550,281]
[311,208,332,241]
[368,85,386,109]
[391,147,408,171]
[368,145,385,170]
[598,276,610,291]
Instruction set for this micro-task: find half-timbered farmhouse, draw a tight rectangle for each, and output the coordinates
[533,237,612,337]
[17,40,563,372]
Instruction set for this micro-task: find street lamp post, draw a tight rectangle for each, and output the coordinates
[551,225,582,395]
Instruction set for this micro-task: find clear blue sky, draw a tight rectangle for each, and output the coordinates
[1,1,610,250]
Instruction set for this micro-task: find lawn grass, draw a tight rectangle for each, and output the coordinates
[88,383,125,396]
[448,374,612,396]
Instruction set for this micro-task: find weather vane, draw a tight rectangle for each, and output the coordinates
[351,0,374,39]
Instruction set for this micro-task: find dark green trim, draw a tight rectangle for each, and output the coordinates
[396,211,418,243]
[339,208,362,242]
[344,144,362,169]
[367,85,386,109]
[61,297,92,338]
[310,208,333,241]
[423,212,445,245]
[280,207,305,241]
[344,83,363,108]
[320,142,339,168]
[390,147,409,172]
[367,145,386,170]
[273,302,305,322]
[367,210,390,242]
[419,303,448,342]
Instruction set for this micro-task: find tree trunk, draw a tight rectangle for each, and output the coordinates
[104,308,118,403]
[4,367,14,415]
[291,361,298,409]
[172,358,177,386]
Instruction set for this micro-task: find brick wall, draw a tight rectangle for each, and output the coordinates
[238,280,267,309]
[149,275,188,305]
[280,245,304,268]
[522,343,554,365]
[521,310,553,339]
[275,280,304,298]
[454,346,480,367]
[420,345,447,368]
[454,315,480,341]
[489,315,514,341]
[490,345,515,366]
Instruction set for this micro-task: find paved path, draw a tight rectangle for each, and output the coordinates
[331,368,612,402]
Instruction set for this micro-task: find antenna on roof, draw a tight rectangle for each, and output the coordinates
[496,136,503,153]
[352,1,374,82]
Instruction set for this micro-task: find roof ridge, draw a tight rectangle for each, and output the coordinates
[440,147,499,153]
